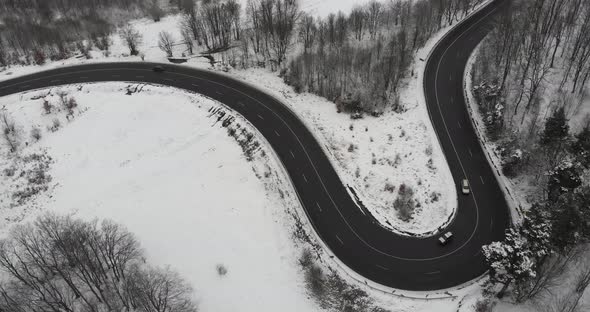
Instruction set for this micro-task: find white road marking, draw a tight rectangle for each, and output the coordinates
[257,114,264,120]
[376,264,389,271]
[290,150,295,159]
[468,148,473,157]
[457,121,462,128]
[315,202,322,212]
[480,176,484,184]
[275,130,280,137]
[303,174,308,183]
[20,85,30,89]
[191,83,199,87]
[216,91,222,95]
[164,78,173,82]
[237,101,245,107]
[425,270,440,275]
[335,235,344,245]
[51,79,61,83]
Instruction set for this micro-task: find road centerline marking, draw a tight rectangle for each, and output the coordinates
[289,150,295,159]
[315,202,322,212]
[335,235,344,245]
[480,176,484,184]
[303,174,308,183]
[376,264,389,271]
[274,130,280,137]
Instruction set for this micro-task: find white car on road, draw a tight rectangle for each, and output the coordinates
[461,179,470,195]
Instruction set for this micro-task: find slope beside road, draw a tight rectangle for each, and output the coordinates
[0,0,509,291]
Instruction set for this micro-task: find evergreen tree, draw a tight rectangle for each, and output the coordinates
[547,160,582,201]
[483,215,551,299]
[548,186,590,251]
[540,107,569,147]
[571,125,590,167]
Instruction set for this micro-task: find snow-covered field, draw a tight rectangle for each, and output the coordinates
[0,83,322,312]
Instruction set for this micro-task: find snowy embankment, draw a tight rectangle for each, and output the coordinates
[0,83,320,312]
[464,45,523,223]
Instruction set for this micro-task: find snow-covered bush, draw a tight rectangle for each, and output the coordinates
[394,183,416,222]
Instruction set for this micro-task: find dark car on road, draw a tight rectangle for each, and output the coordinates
[438,232,453,245]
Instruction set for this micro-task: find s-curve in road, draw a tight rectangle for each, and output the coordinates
[0,0,509,291]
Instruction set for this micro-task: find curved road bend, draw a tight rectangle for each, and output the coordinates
[0,0,509,291]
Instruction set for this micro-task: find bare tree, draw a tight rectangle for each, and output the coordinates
[0,214,199,312]
[1,113,18,152]
[158,31,175,57]
[180,22,194,55]
[119,24,143,56]
[259,0,300,67]
[149,0,164,22]
[299,13,316,54]
[349,6,367,41]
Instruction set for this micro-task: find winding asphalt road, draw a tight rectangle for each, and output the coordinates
[0,0,509,291]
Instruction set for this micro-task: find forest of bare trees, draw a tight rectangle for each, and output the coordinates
[0,214,198,312]
[473,0,590,147]
[1,0,486,116]
[283,0,483,115]
[0,0,149,65]
[470,0,590,201]
[171,0,483,115]
[475,0,590,307]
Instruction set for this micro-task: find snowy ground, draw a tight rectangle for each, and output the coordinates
[464,45,525,222]
[0,82,490,312]
[0,83,324,312]
[0,15,457,236]
[0,1,496,310]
